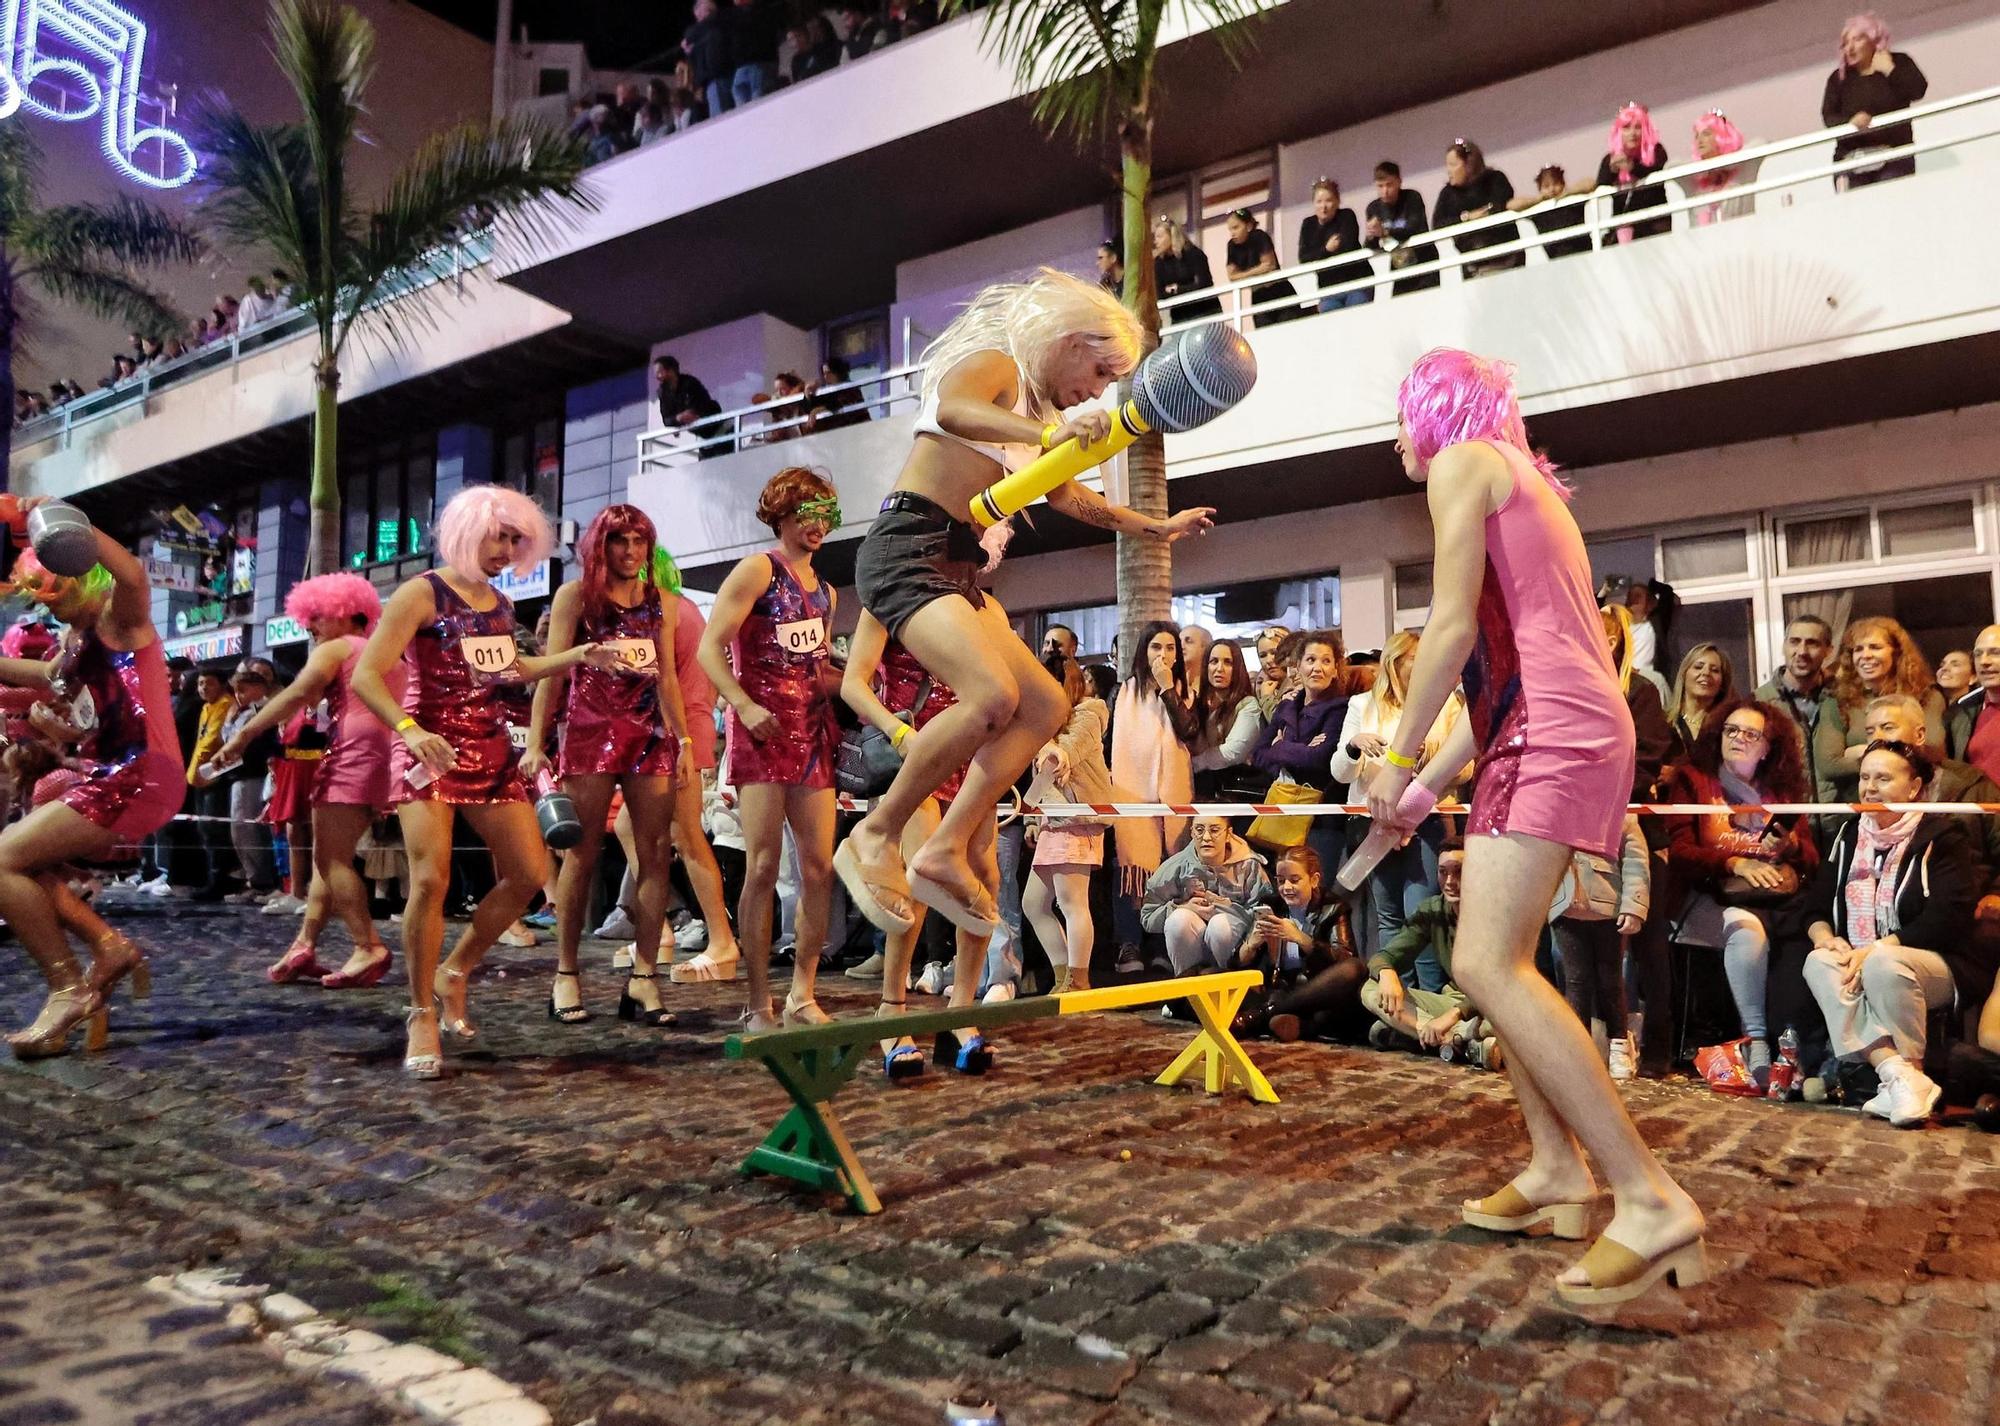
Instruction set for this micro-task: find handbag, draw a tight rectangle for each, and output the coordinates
[1671,863,1801,947]
[834,675,930,797]
[1718,863,1800,906]
[1247,778,1319,849]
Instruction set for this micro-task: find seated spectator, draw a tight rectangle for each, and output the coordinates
[1363,160,1439,294]
[1936,649,1973,706]
[635,80,675,145]
[582,104,625,165]
[730,0,780,107]
[1432,140,1521,278]
[1551,814,1651,1080]
[1508,165,1592,260]
[1361,841,1502,1067]
[1235,846,1363,1041]
[1854,694,2000,907]
[1297,179,1372,311]
[667,87,704,132]
[810,356,870,430]
[1815,615,1944,803]
[1096,240,1125,297]
[1191,637,1263,799]
[795,17,842,79]
[1111,621,1199,974]
[1223,209,1302,327]
[1152,214,1222,322]
[1947,623,2000,781]
[1247,629,1350,877]
[1584,102,1673,242]
[653,354,723,454]
[1666,642,1734,766]
[683,0,733,116]
[1662,696,1819,1082]
[1822,11,1927,190]
[1688,110,1760,225]
[838,2,891,60]
[1023,655,1113,993]
[1801,740,1980,1124]
[1139,815,1272,976]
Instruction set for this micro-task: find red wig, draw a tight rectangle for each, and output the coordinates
[578,504,658,628]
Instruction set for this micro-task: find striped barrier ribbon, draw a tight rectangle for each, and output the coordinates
[827,797,2000,817]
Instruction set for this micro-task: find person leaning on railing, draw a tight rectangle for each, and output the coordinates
[1153,214,1223,322]
[1363,160,1439,294]
[1822,11,1928,190]
[1432,140,1522,278]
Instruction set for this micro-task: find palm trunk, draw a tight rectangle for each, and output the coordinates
[1113,108,1171,664]
[306,355,342,576]
[0,254,15,492]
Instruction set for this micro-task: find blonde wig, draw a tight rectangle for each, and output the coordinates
[918,267,1149,425]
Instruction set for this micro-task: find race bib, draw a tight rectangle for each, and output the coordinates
[604,638,657,672]
[774,617,826,657]
[462,633,519,677]
[508,724,531,751]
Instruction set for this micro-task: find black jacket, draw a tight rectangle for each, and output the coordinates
[1806,817,1988,1008]
[1821,54,1928,162]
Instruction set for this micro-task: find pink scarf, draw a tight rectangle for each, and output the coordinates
[1844,812,1921,945]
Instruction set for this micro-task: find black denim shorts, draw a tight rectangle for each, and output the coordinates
[853,492,986,642]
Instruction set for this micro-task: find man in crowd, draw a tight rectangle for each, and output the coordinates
[654,355,723,455]
[1756,613,1834,791]
[1360,841,1503,1069]
[1180,625,1213,679]
[730,0,781,106]
[809,356,869,430]
[683,0,734,116]
[1362,161,1439,294]
[1043,623,1079,661]
[236,275,277,330]
[1096,240,1125,296]
[1949,624,2000,786]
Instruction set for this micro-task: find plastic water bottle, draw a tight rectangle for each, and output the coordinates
[195,750,241,785]
[1768,1027,1801,1101]
[533,767,582,849]
[1336,782,1439,892]
[403,761,436,791]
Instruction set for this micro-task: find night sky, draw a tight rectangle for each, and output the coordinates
[410,0,694,70]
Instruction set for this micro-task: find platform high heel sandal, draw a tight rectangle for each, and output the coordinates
[933,1028,993,1076]
[878,998,924,1082]
[402,1005,443,1080]
[90,932,152,1000]
[548,968,592,1024]
[1556,1233,1711,1308]
[617,971,677,1027]
[320,943,391,990]
[265,939,325,986]
[9,984,107,1061]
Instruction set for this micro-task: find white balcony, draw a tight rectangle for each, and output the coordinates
[630,85,2000,581]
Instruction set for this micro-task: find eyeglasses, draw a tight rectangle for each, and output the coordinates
[1720,723,1767,741]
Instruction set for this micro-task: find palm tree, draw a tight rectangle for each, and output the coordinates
[953,0,1272,648]
[0,123,203,478]
[190,0,597,576]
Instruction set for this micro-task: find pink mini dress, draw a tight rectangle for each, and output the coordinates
[390,572,526,805]
[674,598,719,772]
[560,587,676,779]
[316,634,397,810]
[723,552,836,789]
[54,632,184,839]
[1460,441,1635,860]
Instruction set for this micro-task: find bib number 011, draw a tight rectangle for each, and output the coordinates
[462,634,519,676]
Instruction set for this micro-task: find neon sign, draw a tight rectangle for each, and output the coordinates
[0,0,195,188]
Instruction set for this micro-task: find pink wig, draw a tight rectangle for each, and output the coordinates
[1839,12,1889,69]
[1396,348,1568,497]
[434,484,554,584]
[0,618,54,660]
[1692,109,1745,156]
[284,571,382,632]
[577,504,657,627]
[1606,102,1662,167]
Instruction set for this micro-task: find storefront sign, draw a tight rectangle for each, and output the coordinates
[264,615,309,648]
[147,556,197,592]
[493,560,550,602]
[163,625,243,663]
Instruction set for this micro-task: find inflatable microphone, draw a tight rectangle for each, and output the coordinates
[968,322,1258,528]
[0,495,101,577]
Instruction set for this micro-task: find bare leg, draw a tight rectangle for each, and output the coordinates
[288,814,313,898]
[736,783,789,1026]
[620,774,677,1014]
[313,804,381,973]
[782,785,837,1015]
[553,774,617,1015]
[0,806,119,1035]
[443,802,554,1022]
[671,771,739,955]
[395,801,455,1063]
[1453,833,1703,1276]
[878,802,939,1055]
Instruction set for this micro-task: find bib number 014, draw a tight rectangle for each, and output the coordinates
[774,618,825,656]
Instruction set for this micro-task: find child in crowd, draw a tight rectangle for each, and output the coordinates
[1360,840,1503,1069]
[1235,846,1365,1042]
[1550,813,1651,1081]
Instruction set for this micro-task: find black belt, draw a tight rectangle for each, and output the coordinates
[878,491,959,524]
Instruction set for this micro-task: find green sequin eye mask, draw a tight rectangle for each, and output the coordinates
[795,498,842,527]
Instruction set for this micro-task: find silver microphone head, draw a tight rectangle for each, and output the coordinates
[1130,323,1258,434]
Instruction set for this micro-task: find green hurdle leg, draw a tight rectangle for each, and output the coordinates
[740,1040,882,1214]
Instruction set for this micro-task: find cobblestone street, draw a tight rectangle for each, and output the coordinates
[3,898,1999,1426]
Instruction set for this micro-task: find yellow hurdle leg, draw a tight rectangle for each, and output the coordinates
[1152,985,1279,1104]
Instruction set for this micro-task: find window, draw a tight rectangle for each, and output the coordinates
[1394,562,1432,617]
[1661,528,1750,582]
[1779,497,1979,572]
[342,437,436,569]
[1880,499,1977,559]
[1782,512,1869,571]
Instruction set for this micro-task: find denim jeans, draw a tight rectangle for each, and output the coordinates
[731,62,774,107]
[704,80,733,117]
[1317,289,1373,312]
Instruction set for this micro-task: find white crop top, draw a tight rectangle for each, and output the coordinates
[913,352,1037,475]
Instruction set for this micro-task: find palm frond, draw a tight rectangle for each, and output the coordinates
[269,0,372,261]
[24,261,184,338]
[16,196,204,272]
[186,104,333,310]
[0,124,43,240]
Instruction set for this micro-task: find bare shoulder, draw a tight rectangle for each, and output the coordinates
[1427,442,1511,512]
[940,349,1020,404]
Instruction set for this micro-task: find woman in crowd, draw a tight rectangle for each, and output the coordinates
[1689,110,1759,225]
[842,609,995,1075]
[1821,12,1928,190]
[1248,629,1351,883]
[1550,813,1650,1080]
[1331,629,1467,946]
[526,505,693,1027]
[1602,606,1674,797]
[1661,697,1817,1082]
[835,269,1210,944]
[217,573,392,988]
[1432,141,1521,277]
[699,468,843,1031]
[1023,654,1112,994]
[1222,209,1302,327]
[1152,215,1223,323]
[0,524,184,1060]
[1139,815,1272,977]
[1365,348,1702,1306]
[1237,846,1364,1043]
[1667,643,1734,765]
[1800,740,1980,1125]
[1586,102,1673,242]
[1110,621,1199,973]
[353,486,616,1078]
[1815,616,1943,803]
[1191,637,1263,799]
[1603,602,1678,1074]
[664,549,744,984]
[1936,649,1974,706]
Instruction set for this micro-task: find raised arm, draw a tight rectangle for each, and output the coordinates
[217,638,346,763]
[1044,479,1215,543]
[523,580,582,781]
[699,554,776,742]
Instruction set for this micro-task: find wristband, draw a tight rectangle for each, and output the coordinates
[1039,424,1060,451]
[1382,746,1418,770]
[889,722,913,750]
[393,717,417,733]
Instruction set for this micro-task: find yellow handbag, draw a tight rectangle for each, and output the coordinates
[1247,778,1320,849]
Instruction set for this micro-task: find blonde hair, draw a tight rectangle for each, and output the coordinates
[1670,642,1735,727]
[1152,214,1190,257]
[1374,630,1420,710]
[1600,604,1635,695]
[919,268,1148,424]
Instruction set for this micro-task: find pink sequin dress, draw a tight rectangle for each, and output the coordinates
[54,632,183,838]
[390,572,526,805]
[561,586,676,779]
[724,552,836,789]
[877,642,963,804]
[1460,442,1635,859]
[317,634,397,810]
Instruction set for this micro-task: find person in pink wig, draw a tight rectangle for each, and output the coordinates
[1587,102,1672,243]
[351,485,617,1078]
[1360,349,1703,1308]
[525,504,693,1028]
[218,572,397,990]
[1822,12,1927,190]
[1689,110,1760,225]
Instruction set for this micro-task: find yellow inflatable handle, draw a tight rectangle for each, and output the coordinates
[967,403,1152,528]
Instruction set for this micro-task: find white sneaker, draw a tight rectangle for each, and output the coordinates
[593,909,637,941]
[1880,1058,1942,1128]
[980,982,1016,1005]
[1607,1033,1635,1082]
[261,894,305,915]
[844,952,886,980]
[913,963,948,995]
[498,923,538,948]
[141,875,173,898]
[673,917,709,952]
[611,943,635,970]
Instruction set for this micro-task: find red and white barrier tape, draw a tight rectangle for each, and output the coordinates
[831,797,2000,818]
